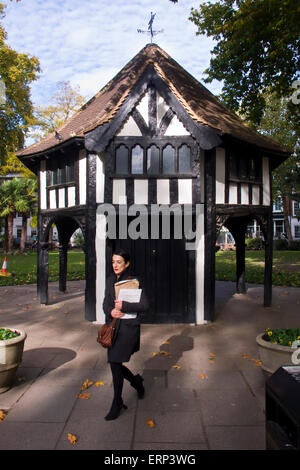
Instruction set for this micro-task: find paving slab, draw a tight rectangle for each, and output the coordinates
[0,280,299,451]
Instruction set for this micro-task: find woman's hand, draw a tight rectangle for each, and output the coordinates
[114,300,123,311]
[111,308,124,319]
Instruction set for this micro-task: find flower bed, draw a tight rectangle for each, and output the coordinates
[0,328,21,341]
[264,328,300,347]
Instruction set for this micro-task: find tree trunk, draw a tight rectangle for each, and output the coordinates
[281,194,292,242]
[7,213,14,253]
[3,217,8,253]
[20,214,28,255]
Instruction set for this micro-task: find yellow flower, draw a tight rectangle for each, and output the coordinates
[297,336,300,340]
[267,331,272,336]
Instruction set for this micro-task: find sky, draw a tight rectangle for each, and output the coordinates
[2,0,222,109]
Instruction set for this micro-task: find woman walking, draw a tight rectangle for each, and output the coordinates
[103,248,149,421]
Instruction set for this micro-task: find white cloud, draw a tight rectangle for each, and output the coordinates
[3,0,223,107]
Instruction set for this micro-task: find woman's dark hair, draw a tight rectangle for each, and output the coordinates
[112,248,130,264]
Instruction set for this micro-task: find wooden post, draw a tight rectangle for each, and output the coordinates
[204,148,216,322]
[58,242,68,292]
[85,152,97,321]
[37,241,49,304]
[235,231,246,293]
[264,209,273,307]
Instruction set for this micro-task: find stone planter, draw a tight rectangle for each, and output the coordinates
[0,329,27,393]
[256,333,299,374]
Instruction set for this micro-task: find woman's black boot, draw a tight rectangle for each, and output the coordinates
[104,399,127,421]
[131,374,145,399]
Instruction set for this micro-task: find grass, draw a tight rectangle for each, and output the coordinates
[0,250,85,286]
[0,250,299,287]
[215,250,300,287]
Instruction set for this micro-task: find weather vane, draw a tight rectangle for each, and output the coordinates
[137,12,163,43]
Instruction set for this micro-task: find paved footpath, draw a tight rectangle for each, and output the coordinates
[0,280,299,450]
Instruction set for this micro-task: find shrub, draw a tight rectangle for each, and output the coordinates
[288,240,300,250]
[245,238,264,250]
[274,239,289,250]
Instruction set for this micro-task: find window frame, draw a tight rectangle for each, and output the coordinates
[228,152,262,185]
[112,136,195,177]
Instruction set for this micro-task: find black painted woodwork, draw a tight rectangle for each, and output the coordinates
[204,148,216,322]
[110,215,195,323]
[85,65,221,153]
[85,152,97,321]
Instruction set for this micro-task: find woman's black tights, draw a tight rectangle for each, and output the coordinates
[110,362,135,403]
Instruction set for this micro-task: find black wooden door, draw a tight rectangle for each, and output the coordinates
[109,218,195,323]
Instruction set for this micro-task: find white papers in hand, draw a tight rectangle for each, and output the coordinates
[118,289,142,303]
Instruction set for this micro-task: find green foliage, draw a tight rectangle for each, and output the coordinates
[30,81,86,142]
[245,238,264,250]
[0,1,40,161]
[189,0,300,126]
[0,327,20,341]
[264,328,300,347]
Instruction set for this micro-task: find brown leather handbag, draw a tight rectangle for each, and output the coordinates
[97,318,117,348]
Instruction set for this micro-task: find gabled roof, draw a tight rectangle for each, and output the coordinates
[17,43,290,158]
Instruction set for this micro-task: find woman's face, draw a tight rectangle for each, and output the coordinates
[112,254,130,276]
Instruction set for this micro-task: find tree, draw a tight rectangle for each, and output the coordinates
[30,81,86,141]
[189,0,300,126]
[258,93,300,241]
[0,177,37,253]
[0,2,40,161]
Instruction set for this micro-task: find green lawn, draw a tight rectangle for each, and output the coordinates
[216,250,300,287]
[0,250,299,287]
[0,250,85,286]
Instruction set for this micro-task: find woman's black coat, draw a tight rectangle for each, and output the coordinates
[102,268,149,363]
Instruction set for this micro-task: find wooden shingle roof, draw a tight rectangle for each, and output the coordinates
[17,43,290,158]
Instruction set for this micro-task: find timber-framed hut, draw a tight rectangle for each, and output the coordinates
[17,44,291,324]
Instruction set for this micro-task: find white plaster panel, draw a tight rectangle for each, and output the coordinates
[229,183,238,204]
[156,92,169,126]
[95,211,107,324]
[195,204,205,324]
[58,188,65,208]
[49,189,57,209]
[96,153,105,204]
[40,160,47,210]
[215,147,225,204]
[252,185,260,205]
[134,179,148,205]
[178,179,192,204]
[157,179,170,204]
[79,151,86,205]
[68,186,76,207]
[136,91,148,125]
[113,179,127,204]
[263,157,270,206]
[241,184,249,205]
[116,115,142,136]
[164,114,190,136]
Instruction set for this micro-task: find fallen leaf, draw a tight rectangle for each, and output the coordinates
[162,341,170,345]
[172,364,181,369]
[152,352,159,356]
[67,433,77,445]
[94,381,105,386]
[80,379,93,390]
[240,354,249,359]
[252,359,262,367]
[77,392,90,399]
[159,351,170,356]
[146,419,155,428]
[209,353,216,357]
[199,374,206,379]
[0,410,7,421]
